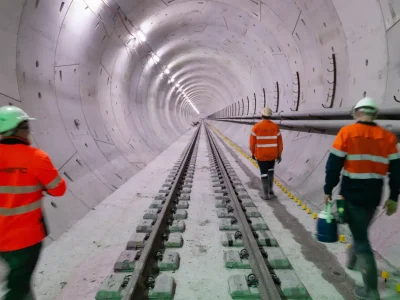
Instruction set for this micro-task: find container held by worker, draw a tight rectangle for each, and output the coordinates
[0,106,67,300]
[323,97,400,300]
[249,107,283,200]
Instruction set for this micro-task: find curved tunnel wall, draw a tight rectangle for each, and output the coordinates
[0,0,399,267]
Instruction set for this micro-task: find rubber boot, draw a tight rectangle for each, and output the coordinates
[354,254,380,300]
[260,177,270,200]
[267,171,276,198]
[347,244,357,270]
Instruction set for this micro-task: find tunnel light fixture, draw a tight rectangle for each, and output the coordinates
[164,68,170,74]
[170,77,175,83]
[137,31,146,42]
[153,54,160,63]
[140,21,152,34]
[187,99,200,115]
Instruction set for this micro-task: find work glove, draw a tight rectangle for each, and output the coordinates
[383,200,398,216]
[276,156,282,164]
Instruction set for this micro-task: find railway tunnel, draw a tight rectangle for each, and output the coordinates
[1,0,400,299]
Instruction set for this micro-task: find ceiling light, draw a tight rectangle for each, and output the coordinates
[171,77,175,82]
[153,54,160,63]
[137,31,146,42]
[140,21,152,34]
[164,68,170,74]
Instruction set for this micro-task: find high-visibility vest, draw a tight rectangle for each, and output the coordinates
[250,120,283,161]
[331,123,400,180]
[0,137,66,251]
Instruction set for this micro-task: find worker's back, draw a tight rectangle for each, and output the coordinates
[333,122,398,207]
[0,137,66,251]
[250,119,283,161]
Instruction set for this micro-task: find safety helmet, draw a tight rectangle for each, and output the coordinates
[0,106,35,135]
[353,97,378,114]
[261,107,273,117]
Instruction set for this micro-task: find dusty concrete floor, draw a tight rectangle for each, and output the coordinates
[211,128,400,300]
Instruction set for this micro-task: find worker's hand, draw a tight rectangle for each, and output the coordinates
[276,156,282,164]
[383,200,398,216]
[324,194,332,204]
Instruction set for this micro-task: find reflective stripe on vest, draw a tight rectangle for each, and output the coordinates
[256,136,277,140]
[46,176,62,190]
[0,199,42,216]
[346,154,389,164]
[257,144,278,147]
[0,176,61,216]
[342,170,385,180]
[389,153,400,160]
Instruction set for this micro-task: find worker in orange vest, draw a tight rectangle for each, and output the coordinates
[324,97,399,300]
[0,106,67,300]
[250,107,283,200]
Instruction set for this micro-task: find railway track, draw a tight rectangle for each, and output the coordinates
[95,123,311,300]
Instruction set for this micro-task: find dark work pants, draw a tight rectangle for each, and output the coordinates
[0,242,42,300]
[345,201,378,290]
[257,160,275,179]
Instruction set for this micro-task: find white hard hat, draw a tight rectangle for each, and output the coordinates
[0,106,35,135]
[353,97,378,114]
[261,107,273,117]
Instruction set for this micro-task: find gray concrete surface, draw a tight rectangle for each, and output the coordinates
[1,0,400,298]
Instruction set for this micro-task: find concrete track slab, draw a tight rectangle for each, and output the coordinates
[210,128,400,299]
[0,128,195,300]
[169,127,248,300]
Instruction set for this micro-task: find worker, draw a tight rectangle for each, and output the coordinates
[250,107,283,200]
[323,97,399,300]
[0,106,67,300]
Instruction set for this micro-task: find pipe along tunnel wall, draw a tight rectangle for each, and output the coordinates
[0,0,400,272]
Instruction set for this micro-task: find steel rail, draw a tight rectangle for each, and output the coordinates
[123,126,201,300]
[204,124,282,300]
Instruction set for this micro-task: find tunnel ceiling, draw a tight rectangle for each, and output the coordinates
[102,0,336,117]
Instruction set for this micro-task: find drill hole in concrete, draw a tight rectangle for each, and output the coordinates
[363,91,367,97]
[314,89,315,93]
[85,143,88,147]
[323,22,327,27]
[60,2,65,12]
[36,61,39,68]
[365,59,368,66]
[313,67,315,72]
[331,46,334,52]
[301,19,306,25]
[38,92,41,99]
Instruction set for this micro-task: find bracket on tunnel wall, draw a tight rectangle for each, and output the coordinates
[237,100,241,116]
[234,102,237,116]
[273,82,280,113]
[263,88,266,108]
[322,53,337,108]
[394,95,400,103]
[247,96,250,115]
[290,72,300,111]
[253,93,257,115]
[242,98,245,116]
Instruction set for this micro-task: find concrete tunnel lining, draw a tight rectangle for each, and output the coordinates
[1,0,400,298]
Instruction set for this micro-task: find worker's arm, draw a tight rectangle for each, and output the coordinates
[35,151,67,197]
[388,136,400,202]
[249,126,256,155]
[324,129,347,196]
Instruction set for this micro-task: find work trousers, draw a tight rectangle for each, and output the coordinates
[0,242,42,300]
[257,160,275,179]
[345,201,378,290]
